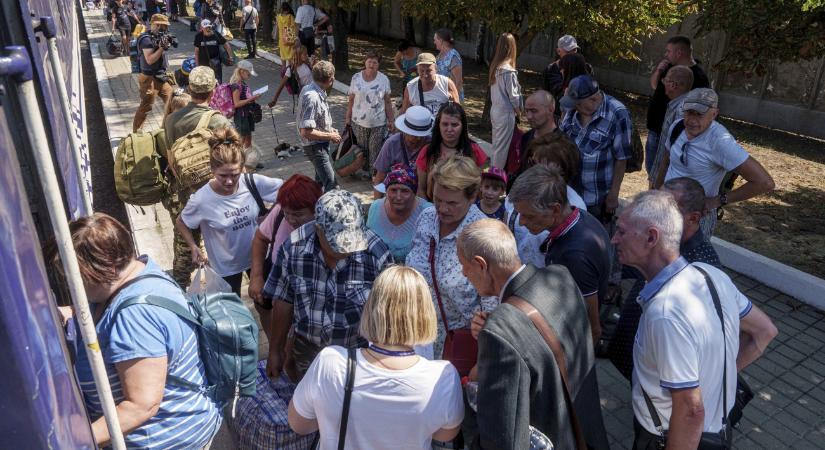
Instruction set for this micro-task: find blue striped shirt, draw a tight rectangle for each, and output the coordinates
[75,257,222,449]
[561,93,632,207]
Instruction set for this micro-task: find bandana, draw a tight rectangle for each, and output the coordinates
[383,163,418,193]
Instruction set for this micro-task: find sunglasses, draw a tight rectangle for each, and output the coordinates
[679,142,691,167]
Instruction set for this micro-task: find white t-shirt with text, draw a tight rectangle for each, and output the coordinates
[181,174,282,276]
[292,346,464,450]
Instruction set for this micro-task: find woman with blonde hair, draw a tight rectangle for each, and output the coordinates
[488,32,523,170]
[406,156,497,362]
[269,44,313,107]
[175,127,283,294]
[288,265,464,449]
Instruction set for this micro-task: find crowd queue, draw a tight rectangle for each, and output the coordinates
[74,6,783,449]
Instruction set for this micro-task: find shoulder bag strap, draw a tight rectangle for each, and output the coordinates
[505,296,587,450]
[417,78,425,108]
[270,209,285,245]
[241,9,252,29]
[338,347,357,450]
[429,237,452,335]
[694,265,729,437]
[244,173,266,214]
[641,388,667,439]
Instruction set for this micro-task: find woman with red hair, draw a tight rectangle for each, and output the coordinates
[248,174,323,334]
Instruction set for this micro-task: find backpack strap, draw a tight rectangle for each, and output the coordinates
[244,173,268,216]
[196,109,220,131]
[668,119,685,147]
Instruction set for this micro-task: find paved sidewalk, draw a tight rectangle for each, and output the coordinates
[82,9,825,450]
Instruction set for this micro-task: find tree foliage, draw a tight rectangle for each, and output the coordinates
[400,0,684,60]
[695,0,825,77]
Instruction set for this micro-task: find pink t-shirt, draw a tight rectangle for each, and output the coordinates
[415,142,489,172]
[257,204,295,264]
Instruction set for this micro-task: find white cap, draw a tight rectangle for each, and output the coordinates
[200,19,213,28]
[237,59,257,76]
[557,35,579,52]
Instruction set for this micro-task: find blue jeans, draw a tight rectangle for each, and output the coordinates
[303,142,337,192]
[645,130,660,174]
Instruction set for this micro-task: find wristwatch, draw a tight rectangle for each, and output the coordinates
[719,193,728,207]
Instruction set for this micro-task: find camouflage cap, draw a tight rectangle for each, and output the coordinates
[315,189,368,254]
[189,66,217,93]
[682,88,719,114]
[150,14,169,25]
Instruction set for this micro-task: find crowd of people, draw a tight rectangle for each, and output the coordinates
[69,6,787,448]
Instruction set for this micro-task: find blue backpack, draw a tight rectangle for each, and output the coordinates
[113,274,259,412]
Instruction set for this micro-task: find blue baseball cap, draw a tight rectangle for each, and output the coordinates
[560,74,600,109]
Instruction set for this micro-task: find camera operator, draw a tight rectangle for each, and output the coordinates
[194,19,233,84]
[133,13,175,132]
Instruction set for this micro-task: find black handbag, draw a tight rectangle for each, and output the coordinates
[640,266,733,449]
[249,102,263,123]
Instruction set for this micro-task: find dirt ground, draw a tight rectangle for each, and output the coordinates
[244,28,825,279]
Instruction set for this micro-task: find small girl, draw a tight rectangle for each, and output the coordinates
[230,60,262,152]
[268,44,312,107]
[476,166,508,222]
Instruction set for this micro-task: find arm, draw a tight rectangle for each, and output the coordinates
[223,42,233,64]
[653,149,670,189]
[91,357,167,446]
[400,86,411,114]
[450,65,463,96]
[650,60,669,90]
[737,304,778,371]
[665,387,705,450]
[288,401,318,434]
[345,93,355,125]
[393,52,403,77]
[142,46,165,65]
[416,168,428,199]
[232,87,259,109]
[605,158,627,214]
[583,293,602,345]
[447,79,460,103]
[300,127,341,143]
[266,300,294,378]
[706,156,775,212]
[384,92,395,131]
[174,216,207,265]
[433,426,461,443]
[269,75,289,107]
[248,229,270,304]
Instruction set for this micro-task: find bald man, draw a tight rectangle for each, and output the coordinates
[511,90,561,187]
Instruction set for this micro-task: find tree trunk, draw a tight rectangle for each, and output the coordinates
[260,0,275,44]
[331,4,349,70]
[403,15,416,45]
[221,0,235,28]
[177,0,188,16]
[475,22,488,65]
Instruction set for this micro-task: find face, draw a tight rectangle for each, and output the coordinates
[386,184,415,211]
[480,179,505,203]
[364,58,379,74]
[612,212,650,267]
[203,27,214,36]
[402,133,426,150]
[433,183,474,228]
[524,96,553,129]
[240,68,251,80]
[282,206,314,229]
[514,200,558,235]
[418,63,436,82]
[212,163,243,194]
[662,188,701,242]
[434,34,444,51]
[662,74,679,99]
[439,113,462,146]
[457,249,495,297]
[664,43,680,64]
[575,92,602,116]
[683,108,717,138]
[152,23,167,33]
[556,47,570,58]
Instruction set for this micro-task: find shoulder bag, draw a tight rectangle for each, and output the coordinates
[429,237,478,377]
[640,266,732,449]
[504,296,587,450]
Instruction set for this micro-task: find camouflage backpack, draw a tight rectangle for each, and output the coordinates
[168,110,220,191]
[114,129,168,206]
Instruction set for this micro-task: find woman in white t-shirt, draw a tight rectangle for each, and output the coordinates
[176,127,283,295]
[288,265,464,450]
[268,44,313,107]
[346,51,394,175]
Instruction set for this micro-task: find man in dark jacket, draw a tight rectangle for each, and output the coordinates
[458,218,609,450]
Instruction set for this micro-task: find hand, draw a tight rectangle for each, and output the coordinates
[267,99,276,108]
[656,59,670,72]
[604,192,619,215]
[57,306,74,327]
[266,347,284,379]
[248,275,264,304]
[252,94,262,101]
[329,130,341,143]
[387,120,395,133]
[471,311,488,340]
[227,57,233,65]
[704,196,722,215]
[190,246,208,266]
[468,364,478,382]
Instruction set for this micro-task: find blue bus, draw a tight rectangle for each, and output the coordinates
[0,0,96,447]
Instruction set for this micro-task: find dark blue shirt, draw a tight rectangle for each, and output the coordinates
[542,210,610,302]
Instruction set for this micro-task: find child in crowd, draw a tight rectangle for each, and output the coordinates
[268,45,312,107]
[230,59,262,153]
[475,166,508,222]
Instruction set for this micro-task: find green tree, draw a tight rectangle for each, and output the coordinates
[695,0,825,76]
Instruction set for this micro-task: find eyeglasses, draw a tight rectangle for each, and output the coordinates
[679,142,691,167]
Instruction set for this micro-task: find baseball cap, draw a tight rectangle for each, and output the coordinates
[237,60,257,76]
[560,74,599,109]
[481,166,508,186]
[557,35,579,52]
[416,52,437,66]
[150,14,169,26]
[682,88,718,114]
[315,190,369,254]
[394,105,433,137]
[188,66,217,93]
[200,19,213,29]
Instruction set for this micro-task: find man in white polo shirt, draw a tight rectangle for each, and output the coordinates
[659,88,774,239]
[612,190,777,449]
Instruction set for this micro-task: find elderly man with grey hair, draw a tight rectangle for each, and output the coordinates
[509,164,609,345]
[457,218,609,450]
[612,190,777,449]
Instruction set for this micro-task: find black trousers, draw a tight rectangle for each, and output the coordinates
[222,269,250,297]
[244,29,256,56]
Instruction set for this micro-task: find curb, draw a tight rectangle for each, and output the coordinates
[154,19,825,308]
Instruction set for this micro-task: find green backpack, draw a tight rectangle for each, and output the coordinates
[114,274,259,410]
[114,129,168,205]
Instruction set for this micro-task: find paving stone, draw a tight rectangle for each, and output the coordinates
[790,436,823,450]
[776,343,812,364]
[774,406,815,436]
[782,337,823,358]
[788,309,823,326]
[801,357,825,374]
[732,274,759,290]
[785,400,824,426]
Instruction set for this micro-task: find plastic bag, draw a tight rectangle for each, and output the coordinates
[187,265,232,295]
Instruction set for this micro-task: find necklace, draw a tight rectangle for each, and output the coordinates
[368,343,416,357]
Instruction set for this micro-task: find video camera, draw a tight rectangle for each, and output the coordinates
[151,30,179,50]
